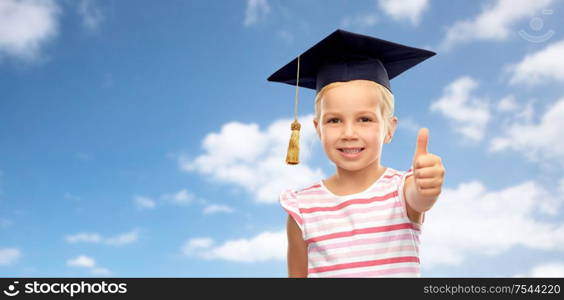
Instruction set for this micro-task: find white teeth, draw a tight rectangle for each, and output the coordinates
[342,148,362,153]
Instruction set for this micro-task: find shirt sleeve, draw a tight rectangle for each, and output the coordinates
[398,168,425,225]
[279,189,306,239]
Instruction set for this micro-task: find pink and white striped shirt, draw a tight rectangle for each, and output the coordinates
[279,168,423,278]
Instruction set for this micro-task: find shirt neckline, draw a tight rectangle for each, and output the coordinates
[319,167,391,198]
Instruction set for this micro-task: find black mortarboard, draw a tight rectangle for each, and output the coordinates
[267,29,436,165]
[267,29,436,93]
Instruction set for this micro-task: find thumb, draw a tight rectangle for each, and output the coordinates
[414,128,429,158]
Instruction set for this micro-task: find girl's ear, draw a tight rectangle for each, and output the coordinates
[385,116,398,143]
[313,118,321,139]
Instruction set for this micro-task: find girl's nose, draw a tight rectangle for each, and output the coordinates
[342,123,358,139]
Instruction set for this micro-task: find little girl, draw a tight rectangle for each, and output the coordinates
[268,29,445,278]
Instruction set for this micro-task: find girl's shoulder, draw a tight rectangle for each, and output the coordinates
[383,167,413,177]
[278,180,325,235]
[296,182,324,194]
[375,167,413,190]
[281,181,324,197]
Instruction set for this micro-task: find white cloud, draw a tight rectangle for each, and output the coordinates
[489,98,564,164]
[105,230,139,246]
[67,255,96,268]
[182,179,564,268]
[134,196,156,209]
[203,204,234,215]
[421,180,564,267]
[0,248,21,265]
[514,99,535,123]
[0,0,60,62]
[179,115,325,203]
[65,230,139,246]
[136,189,200,209]
[497,95,518,112]
[161,189,194,206]
[378,0,429,25]
[244,0,270,27]
[508,39,564,86]
[65,233,102,244]
[430,77,490,142]
[182,230,286,263]
[182,237,214,256]
[91,267,111,275]
[439,0,553,50]
[67,255,112,275]
[527,262,564,277]
[78,0,104,31]
[398,116,423,133]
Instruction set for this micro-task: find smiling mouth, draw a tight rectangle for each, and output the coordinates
[338,147,365,153]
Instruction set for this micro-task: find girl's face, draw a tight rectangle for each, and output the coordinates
[313,81,396,172]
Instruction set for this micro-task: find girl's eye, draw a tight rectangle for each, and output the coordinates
[327,118,340,123]
[360,117,372,122]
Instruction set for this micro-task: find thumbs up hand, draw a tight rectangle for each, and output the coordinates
[412,128,445,199]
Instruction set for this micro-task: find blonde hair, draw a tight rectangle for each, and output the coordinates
[314,80,395,129]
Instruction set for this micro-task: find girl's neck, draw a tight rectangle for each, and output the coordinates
[327,161,386,194]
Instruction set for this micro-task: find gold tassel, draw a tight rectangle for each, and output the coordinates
[286,120,301,165]
[286,55,301,165]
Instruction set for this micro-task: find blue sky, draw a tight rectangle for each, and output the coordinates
[1,0,564,277]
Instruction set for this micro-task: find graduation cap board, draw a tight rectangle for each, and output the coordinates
[267,29,436,165]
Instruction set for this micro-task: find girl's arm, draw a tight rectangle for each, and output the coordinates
[286,215,308,278]
[404,128,445,222]
[404,175,431,224]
